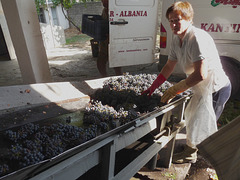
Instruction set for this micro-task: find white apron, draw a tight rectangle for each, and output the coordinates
[184,71,218,147]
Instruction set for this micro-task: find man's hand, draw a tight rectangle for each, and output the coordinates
[141,85,157,96]
[141,73,166,96]
[161,80,190,103]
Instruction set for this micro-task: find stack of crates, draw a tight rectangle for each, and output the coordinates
[82,14,109,41]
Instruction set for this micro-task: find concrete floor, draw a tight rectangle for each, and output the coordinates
[0,45,160,87]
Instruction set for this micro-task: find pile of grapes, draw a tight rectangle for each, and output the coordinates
[102,73,172,96]
[0,123,97,177]
[91,73,190,112]
[0,73,191,177]
[83,100,139,130]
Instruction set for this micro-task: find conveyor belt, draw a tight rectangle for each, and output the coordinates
[0,94,191,180]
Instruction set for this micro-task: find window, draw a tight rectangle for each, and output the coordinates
[51,7,59,26]
[38,8,46,23]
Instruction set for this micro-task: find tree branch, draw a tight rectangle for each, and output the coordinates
[60,2,81,32]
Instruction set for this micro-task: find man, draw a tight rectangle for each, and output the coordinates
[97,0,122,77]
[143,1,231,163]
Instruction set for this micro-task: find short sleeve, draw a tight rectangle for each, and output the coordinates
[188,32,209,62]
[168,37,178,61]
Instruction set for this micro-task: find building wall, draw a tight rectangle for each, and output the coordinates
[40,23,66,49]
[44,5,69,29]
[67,2,103,29]
[38,4,68,49]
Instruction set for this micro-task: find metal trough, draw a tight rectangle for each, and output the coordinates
[0,78,191,180]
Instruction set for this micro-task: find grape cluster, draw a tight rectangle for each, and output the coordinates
[83,100,140,132]
[1,122,95,175]
[103,73,155,95]
[44,123,85,149]
[84,100,117,125]
[0,164,9,177]
[92,87,165,113]
[10,143,45,168]
[4,123,39,143]
[92,73,191,113]
[84,124,98,141]
[103,73,191,97]
[102,73,173,96]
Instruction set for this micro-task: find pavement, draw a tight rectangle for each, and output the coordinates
[0,45,161,87]
[0,45,196,180]
[131,129,192,180]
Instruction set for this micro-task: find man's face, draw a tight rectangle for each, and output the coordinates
[168,11,191,37]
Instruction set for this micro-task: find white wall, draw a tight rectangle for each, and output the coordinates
[40,23,66,49]
[56,5,69,29]
[44,4,69,30]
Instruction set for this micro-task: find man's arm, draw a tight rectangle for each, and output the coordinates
[160,59,177,80]
[185,59,208,87]
[161,59,208,103]
[141,59,177,96]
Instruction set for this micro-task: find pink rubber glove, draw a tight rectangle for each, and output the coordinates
[142,73,166,96]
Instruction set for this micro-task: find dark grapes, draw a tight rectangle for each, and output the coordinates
[2,122,89,175]
[0,164,9,177]
[0,73,191,177]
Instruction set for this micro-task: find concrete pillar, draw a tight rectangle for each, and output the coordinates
[1,0,52,84]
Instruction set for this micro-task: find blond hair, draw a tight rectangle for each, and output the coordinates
[166,1,194,22]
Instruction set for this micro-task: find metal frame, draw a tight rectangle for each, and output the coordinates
[26,96,190,180]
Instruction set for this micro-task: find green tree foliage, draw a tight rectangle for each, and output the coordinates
[35,0,85,13]
[35,0,102,31]
[35,0,90,31]
[35,0,102,13]
[51,0,86,10]
[35,0,47,14]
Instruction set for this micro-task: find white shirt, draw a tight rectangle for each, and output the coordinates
[168,25,229,92]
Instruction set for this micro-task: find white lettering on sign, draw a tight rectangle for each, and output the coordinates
[109,11,147,17]
[201,23,240,33]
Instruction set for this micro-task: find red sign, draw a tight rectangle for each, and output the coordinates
[201,23,240,33]
[211,0,240,8]
[109,11,147,17]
